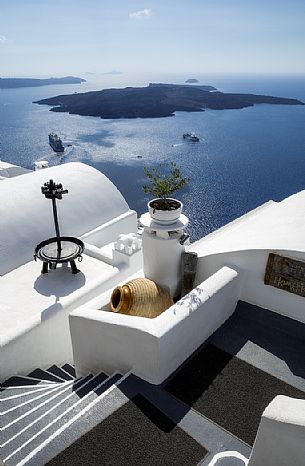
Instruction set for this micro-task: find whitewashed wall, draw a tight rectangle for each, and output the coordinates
[69,266,241,384]
[1,302,74,381]
[194,249,305,324]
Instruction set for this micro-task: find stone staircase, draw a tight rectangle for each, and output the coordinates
[0,364,124,466]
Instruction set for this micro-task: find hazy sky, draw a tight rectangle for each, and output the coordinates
[1,0,305,77]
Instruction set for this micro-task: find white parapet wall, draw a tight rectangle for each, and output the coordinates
[189,190,305,324]
[194,249,305,324]
[69,265,241,384]
[248,395,305,466]
[80,211,137,248]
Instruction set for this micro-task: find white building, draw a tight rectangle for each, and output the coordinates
[1,161,305,466]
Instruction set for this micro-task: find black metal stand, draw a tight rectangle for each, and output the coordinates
[35,236,84,274]
[70,260,78,275]
[34,180,84,275]
[42,261,48,274]
[41,257,79,274]
[52,197,62,259]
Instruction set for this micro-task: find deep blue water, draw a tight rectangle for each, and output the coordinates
[1,73,305,241]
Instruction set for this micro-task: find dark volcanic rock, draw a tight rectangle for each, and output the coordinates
[34,83,304,119]
[0,76,86,88]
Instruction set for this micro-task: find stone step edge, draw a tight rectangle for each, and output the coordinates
[1,381,74,416]
[2,376,57,388]
[60,364,76,378]
[47,366,75,381]
[0,385,59,401]
[27,369,67,384]
[1,375,93,449]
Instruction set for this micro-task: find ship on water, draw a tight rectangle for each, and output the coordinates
[183,132,199,142]
[48,132,64,152]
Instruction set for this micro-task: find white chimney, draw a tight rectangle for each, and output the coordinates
[139,211,189,297]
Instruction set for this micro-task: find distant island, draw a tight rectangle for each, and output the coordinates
[34,82,304,119]
[185,78,199,83]
[102,70,123,75]
[149,82,217,92]
[0,76,86,89]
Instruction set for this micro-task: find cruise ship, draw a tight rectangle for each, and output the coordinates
[183,132,200,142]
[1,159,305,466]
[48,133,64,153]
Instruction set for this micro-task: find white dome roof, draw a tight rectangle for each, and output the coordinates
[0,162,130,275]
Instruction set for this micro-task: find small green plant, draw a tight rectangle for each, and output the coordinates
[143,162,188,210]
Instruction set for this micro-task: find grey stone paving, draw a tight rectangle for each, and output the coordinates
[209,301,305,392]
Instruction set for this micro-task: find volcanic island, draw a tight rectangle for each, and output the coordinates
[34,82,304,119]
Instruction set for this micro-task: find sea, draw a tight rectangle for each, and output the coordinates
[1,72,305,242]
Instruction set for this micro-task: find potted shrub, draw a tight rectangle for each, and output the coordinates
[143,162,188,225]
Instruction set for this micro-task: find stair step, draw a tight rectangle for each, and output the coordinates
[3,373,120,466]
[1,381,73,418]
[73,372,108,398]
[2,376,56,388]
[47,365,74,381]
[0,385,55,401]
[0,383,70,431]
[1,375,93,447]
[61,364,76,378]
[27,369,66,383]
[2,372,108,428]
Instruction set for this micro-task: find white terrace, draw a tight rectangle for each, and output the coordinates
[2,161,305,384]
[1,161,305,466]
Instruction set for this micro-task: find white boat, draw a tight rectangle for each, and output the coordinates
[49,132,65,152]
[1,159,305,466]
[183,132,199,142]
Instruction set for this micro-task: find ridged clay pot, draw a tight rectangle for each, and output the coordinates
[110,278,173,318]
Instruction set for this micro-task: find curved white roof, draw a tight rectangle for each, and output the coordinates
[0,162,130,275]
